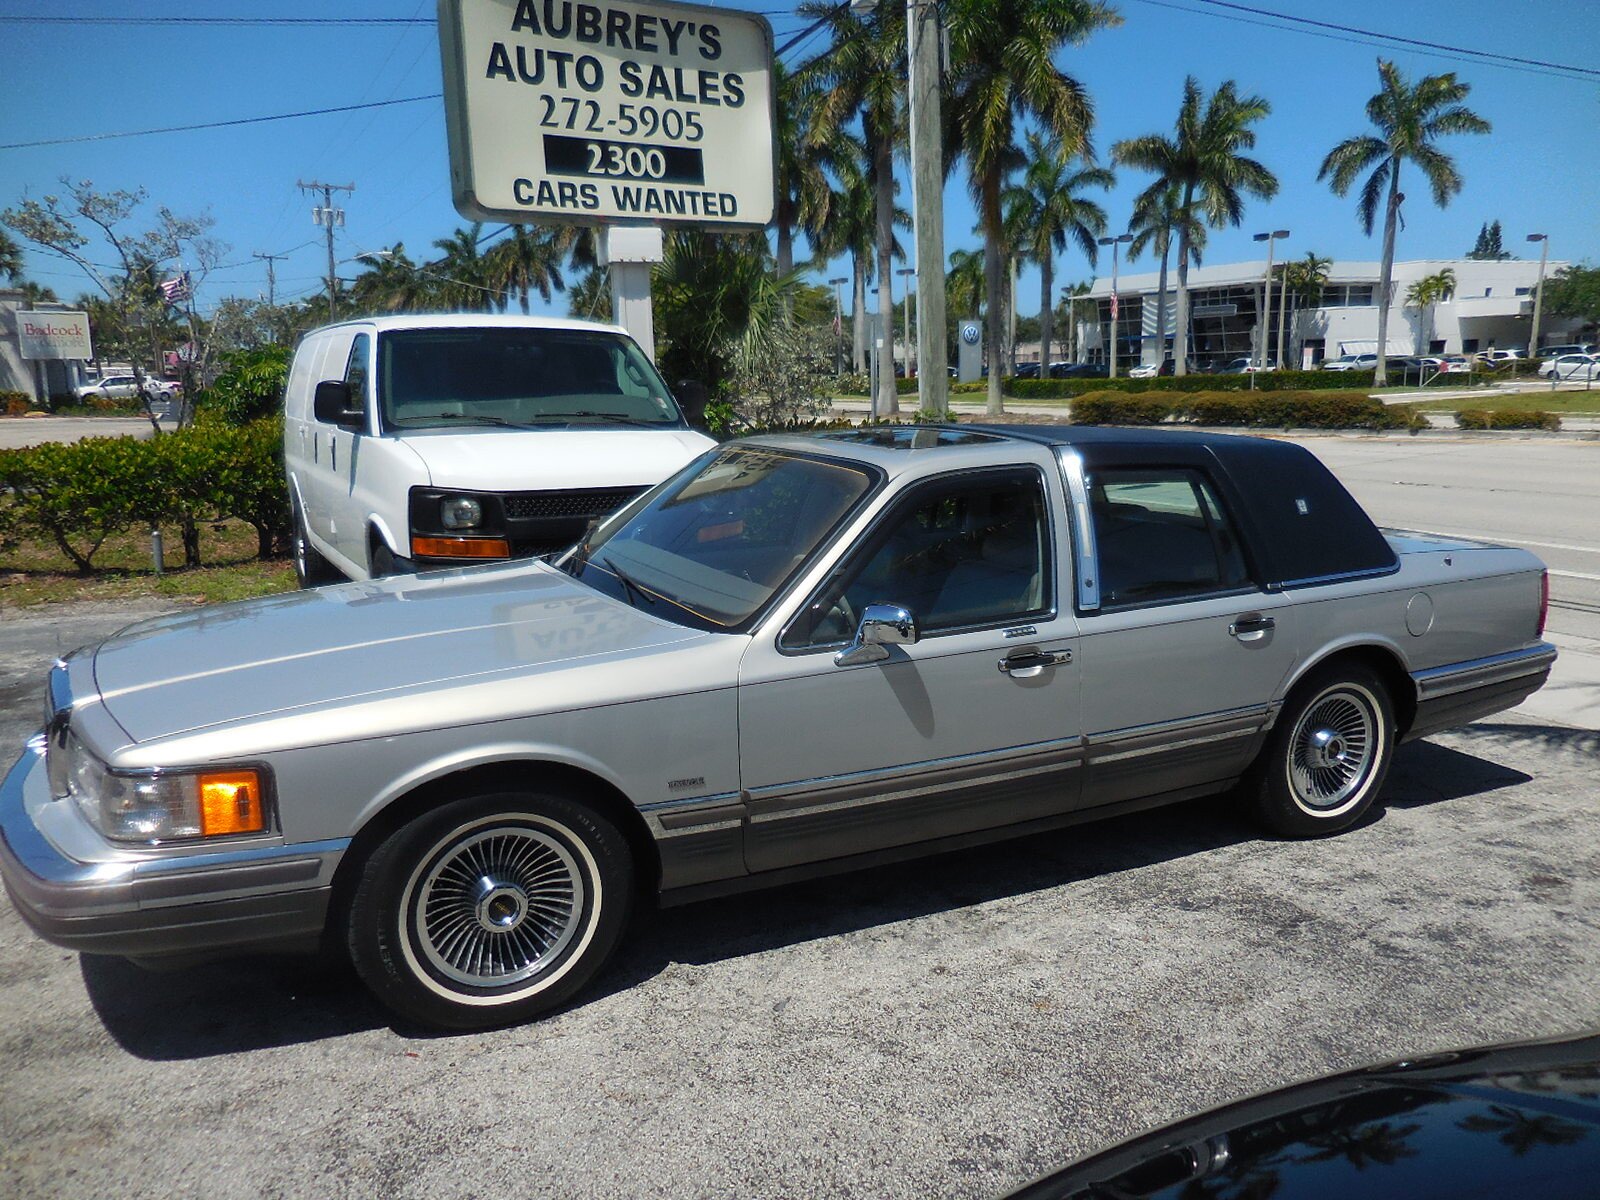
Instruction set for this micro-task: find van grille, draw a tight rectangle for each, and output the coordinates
[503,487,645,521]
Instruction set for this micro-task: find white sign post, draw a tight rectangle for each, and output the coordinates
[18,310,93,361]
[438,0,775,229]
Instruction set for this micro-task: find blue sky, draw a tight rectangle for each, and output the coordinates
[2,1,1596,319]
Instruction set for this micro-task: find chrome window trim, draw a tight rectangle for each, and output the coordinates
[776,463,1061,656]
[1268,562,1403,592]
[1055,448,1100,612]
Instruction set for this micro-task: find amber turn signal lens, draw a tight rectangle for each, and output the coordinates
[197,770,266,837]
[411,536,511,559]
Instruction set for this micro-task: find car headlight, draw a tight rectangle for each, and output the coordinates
[440,496,483,530]
[52,732,269,844]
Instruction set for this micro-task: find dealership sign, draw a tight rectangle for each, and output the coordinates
[18,311,93,360]
[438,0,775,228]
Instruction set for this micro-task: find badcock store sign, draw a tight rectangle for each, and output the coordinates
[438,0,775,227]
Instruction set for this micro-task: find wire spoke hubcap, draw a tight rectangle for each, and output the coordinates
[1288,688,1378,811]
[413,825,584,990]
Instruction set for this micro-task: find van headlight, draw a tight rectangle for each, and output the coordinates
[440,496,483,530]
[51,732,269,844]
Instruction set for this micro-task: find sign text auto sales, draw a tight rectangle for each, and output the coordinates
[439,0,775,228]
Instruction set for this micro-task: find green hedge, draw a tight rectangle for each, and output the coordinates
[0,417,289,573]
[1069,389,1421,431]
[2,391,33,416]
[1455,409,1561,431]
[1005,370,1388,398]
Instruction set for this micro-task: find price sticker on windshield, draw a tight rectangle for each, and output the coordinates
[439,0,775,228]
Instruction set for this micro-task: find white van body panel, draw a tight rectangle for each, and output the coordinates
[282,315,715,583]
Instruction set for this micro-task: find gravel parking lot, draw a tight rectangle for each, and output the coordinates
[3,435,1599,1200]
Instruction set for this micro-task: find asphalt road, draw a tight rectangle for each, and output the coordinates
[2,436,1597,1200]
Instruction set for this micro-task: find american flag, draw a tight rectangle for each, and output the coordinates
[159,273,190,304]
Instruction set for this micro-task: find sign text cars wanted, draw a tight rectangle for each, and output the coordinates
[438,0,775,228]
[19,311,93,361]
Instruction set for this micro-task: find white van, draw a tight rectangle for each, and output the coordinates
[283,314,716,585]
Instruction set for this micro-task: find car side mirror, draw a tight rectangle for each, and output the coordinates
[675,379,709,429]
[835,604,918,667]
[313,379,364,428]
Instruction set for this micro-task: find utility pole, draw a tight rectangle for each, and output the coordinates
[1526,233,1550,359]
[905,0,947,415]
[298,180,354,321]
[1252,229,1290,370]
[1097,234,1132,378]
[252,251,285,308]
[828,276,848,375]
[896,266,915,379]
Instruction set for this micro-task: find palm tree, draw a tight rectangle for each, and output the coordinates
[429,224,497,311]
[771,61,837,277]
[484,226,565,314]
[0,228,21,283]
[948,0,1119,413]
[946,248,986,323]
[804,0,905,415]
[1056,279,1093,364]
[1319,60,1490,385]
[349,243,429,314]
[1113,76,1278,375]
[1404,266,1457,354]
[808,146,905,377]
[1283,251,1332,366]
[1003,130,1113,375]
[1126,181,1206,366]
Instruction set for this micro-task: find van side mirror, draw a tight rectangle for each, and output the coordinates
[675,379,709,428]
[313,379,364,428]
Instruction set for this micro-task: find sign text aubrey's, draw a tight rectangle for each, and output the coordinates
[18,311,93,361]
[439,0,775,227]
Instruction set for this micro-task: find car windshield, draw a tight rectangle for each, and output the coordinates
[378,327,685,430]
[556,445,877,633]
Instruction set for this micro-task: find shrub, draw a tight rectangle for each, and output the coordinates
[833,372,869,395]
[2,391,33,416]
[1008,369,1388,398]
[196,344,292,426]
[1068,389,1415,431]
[1068,392,1173,425]
[1455,409,1561,431]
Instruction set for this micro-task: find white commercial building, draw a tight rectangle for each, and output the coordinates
[1075,257,1581,370]
[0,291,91,403]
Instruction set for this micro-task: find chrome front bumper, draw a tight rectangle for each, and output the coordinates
[0,737,347,960]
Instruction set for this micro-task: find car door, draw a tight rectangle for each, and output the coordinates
[737,463,1083,874]
[1067,449,1300,809]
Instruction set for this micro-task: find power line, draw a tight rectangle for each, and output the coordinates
[0,95,439,151]
[0,11,803,25]
[1128,0,1600,83]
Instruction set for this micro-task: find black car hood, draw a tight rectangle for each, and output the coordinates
[1006,1033,1600,1200]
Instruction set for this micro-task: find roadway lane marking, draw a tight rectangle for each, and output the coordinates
[1394,527,1600,557]
[1550,570,1600,583]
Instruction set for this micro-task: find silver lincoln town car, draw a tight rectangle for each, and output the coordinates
[0,426,1555,1028]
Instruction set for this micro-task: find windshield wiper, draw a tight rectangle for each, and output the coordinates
[569,410,666,428]
[409,412,543,431]
[601,556,656,606]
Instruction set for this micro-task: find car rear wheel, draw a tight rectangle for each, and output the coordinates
[292,501,338,588]
[346,791,633,1029]
[1246,662,1395,837]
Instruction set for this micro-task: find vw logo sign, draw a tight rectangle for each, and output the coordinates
[960,322,981,345]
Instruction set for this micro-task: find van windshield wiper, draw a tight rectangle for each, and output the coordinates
[569,411,668,428]
[410,412,543,431]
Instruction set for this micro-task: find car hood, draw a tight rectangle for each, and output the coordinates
[90,561,715,750]
[400,426,715,492]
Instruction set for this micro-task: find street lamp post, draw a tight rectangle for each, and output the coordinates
[896,266,916,379]
[1527,234,1550,360]
[1097,233,1133,378]
[828,275,848,375]
[1252,230,1290,371]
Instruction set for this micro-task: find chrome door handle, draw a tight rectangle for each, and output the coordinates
[1229,614,1275,641]
[999,650,1072,677]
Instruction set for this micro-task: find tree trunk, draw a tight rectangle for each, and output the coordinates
[1173,183,1195,376]
[1007,258,1019,377]
[1374,158,1401,388]
[873,129,897,418]
[983,171,1005,415]
[776,221,793,277]
[1154,235,1170,364]
[852,253,867,375]
[1038,255,1054,379]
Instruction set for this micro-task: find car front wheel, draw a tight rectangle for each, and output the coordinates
[1246,662,1395,837]
[346,791,633,1029]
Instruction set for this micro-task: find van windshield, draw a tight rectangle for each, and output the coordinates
[377,327,685,430]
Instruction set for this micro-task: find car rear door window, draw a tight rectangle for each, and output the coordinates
[1088,467,1250,607]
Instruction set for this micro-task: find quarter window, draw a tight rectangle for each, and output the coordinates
[1088,468,1250,607]
[786,470,1050,647]
[344,333,371,406]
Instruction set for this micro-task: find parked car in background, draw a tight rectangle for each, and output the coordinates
[1,425,1554,1029]
[1475,348,1524,367]
[1321,353,1378,372]
[1539,353,1600,381]
[282,314,715,587]
[1126,361,1159,379]
[1001,1031,1600,1199]
[72,374,178,402]
[1216,357,1270,375]
[1014,362,1042,380]
[1536,344,1588,360]
[1440,355,1474,374]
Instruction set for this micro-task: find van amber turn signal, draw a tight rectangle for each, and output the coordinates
[412,536,511,559]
